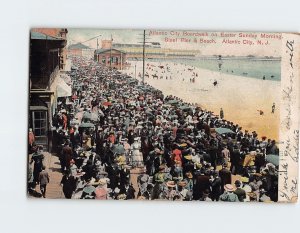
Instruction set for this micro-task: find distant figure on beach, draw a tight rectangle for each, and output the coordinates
[271,103,275,113]
[263,75,266,80]
[213,80,218,86]
[220,108,224,119]
[271,75,274,78]
[257,109,264,115]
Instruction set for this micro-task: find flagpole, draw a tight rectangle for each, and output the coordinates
[110,35,112,69]
[142,30,145,85]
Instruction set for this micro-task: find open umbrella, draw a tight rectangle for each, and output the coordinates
[128,79,136,84]
[215,127,235,135]
[179,105,191,111]
[111,144,125,155]
[265,154,279,166]
[79,122,95,128]
[145,110,153,116]
[167,99,179,105]
[82,112,92,120]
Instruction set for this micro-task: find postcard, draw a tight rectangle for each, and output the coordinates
[28,28,299,202]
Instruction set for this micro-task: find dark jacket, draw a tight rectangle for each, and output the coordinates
[61,175,77,198]
[219,168,232,192]
[193,174,210,200]
[234,187,246,202]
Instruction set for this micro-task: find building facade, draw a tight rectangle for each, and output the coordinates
[68,43,94,58]
[94,48,127,70]
[29,29,70,151]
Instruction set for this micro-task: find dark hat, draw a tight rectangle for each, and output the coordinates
[234,180,241,187]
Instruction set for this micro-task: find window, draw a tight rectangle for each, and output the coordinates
[32,111,47,136]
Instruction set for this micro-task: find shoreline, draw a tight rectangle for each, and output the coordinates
[123,60,280,140]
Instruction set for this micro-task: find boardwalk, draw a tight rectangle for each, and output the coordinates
[29,152,145,199]
[28,152,64,199]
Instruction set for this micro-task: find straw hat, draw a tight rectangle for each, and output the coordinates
[184,155,193,160]
[241,177,249,183]
[98,178,107,186]
[179,143,187,147]
[247,192,257,199]
[166,181,176,188]
[117,194,127,200]
[195,163,202,169]
[253,173,262,177]
[138,196,146,200]
[224,184,234,192]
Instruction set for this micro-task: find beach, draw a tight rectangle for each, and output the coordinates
[124,60,280,140]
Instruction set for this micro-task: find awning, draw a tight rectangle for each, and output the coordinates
[60,73,72,85]
[56,77,71,97]
[30,106,48,111]
[215,127,235,135]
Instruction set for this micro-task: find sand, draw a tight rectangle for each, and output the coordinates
[123,61,280,141]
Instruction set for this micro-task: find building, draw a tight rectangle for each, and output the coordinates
[94,39,127,69]
[68,43,94,58]
[29,29,71,151]
[112,42,198,59]
[94,48,127,70]
[31,28,68,69]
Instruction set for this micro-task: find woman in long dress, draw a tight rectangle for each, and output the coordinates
[131,138,143,167]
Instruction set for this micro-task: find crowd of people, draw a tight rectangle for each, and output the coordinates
[28,56,279,202]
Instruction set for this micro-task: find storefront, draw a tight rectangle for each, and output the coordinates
[29,91,53,150]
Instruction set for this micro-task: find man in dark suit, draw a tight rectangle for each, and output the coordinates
[120,181,136,200]
[60,171,77,199]
[234,180,246,202]
[219,165,232,193]
[210,171,222,201]
[38,166,50,198]
[60,142,73,172]
[193,170,210,200]
[230,146,242,175]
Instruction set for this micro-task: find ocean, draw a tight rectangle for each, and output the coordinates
[145,58,281,81]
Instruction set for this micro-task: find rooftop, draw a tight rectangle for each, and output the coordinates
[68,43,91,50]
[94,48,126,54]
[30,31,65,41]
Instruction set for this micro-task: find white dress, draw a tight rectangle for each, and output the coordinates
[131,141,143,167]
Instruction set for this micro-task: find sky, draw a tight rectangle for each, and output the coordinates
[67,28,282,57]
